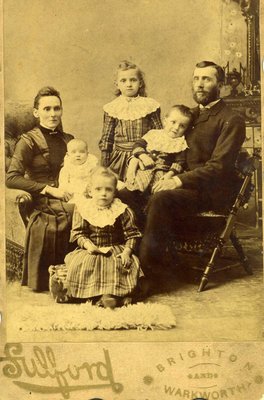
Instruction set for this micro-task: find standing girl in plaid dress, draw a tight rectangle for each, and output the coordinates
[99,60,162,181]
[65,167,143,308]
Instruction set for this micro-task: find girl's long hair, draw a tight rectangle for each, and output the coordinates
[114,60,147,97]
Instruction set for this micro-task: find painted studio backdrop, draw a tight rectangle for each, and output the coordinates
[4,0,248,156]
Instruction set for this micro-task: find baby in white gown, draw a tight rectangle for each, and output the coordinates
[59,138,98,202]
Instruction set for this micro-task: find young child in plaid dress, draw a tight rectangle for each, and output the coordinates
[125,105,193,194]
[65,167,143,308]
[99,60,162,181]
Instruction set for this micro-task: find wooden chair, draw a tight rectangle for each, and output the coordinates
[169,149,261,292]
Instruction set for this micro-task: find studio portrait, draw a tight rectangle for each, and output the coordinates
[3,0,262,343]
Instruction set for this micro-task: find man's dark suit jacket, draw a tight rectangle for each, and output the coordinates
[177,99,246,212]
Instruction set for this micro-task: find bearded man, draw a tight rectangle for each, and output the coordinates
[139,60,246,275]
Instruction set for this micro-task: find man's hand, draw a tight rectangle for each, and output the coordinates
[45,186,73,202]
[160,171,175,180]
[139,153,155,169]
[152,177,182,192]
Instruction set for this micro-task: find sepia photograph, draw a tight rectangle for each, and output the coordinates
[1,0,264,398]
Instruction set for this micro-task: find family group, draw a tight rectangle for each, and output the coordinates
[6,60,245,308]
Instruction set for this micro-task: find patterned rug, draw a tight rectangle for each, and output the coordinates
[12,302,176,331]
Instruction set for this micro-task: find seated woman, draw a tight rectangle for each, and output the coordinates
[6,87,74,291]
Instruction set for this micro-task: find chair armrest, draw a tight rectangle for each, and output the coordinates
[234,149,261,209]
[198,211,227,217]
[236,149,261,177]
[5,188,33,246]
[15,191,34,227]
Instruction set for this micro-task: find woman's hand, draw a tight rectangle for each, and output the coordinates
[138,153,155,169]
[83,240,100,254]
[116,247,132,271]
[45,186,73,202]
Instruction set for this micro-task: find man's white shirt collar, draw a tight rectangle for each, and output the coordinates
[199,99,221,110]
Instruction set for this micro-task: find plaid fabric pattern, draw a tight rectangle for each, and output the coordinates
[99,109,162,152]
[98,109,162,180]
[65,207,142,298]
[101,150,112,167]
[127,150,186,193]
[70,206,141,249]
[126,169,164,193]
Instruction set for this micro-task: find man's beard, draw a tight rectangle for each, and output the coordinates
[192,86,219,106]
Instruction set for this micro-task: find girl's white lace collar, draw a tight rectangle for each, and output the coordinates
[75,197,127,227]
[103,96,160,121]
[143,129,189,153]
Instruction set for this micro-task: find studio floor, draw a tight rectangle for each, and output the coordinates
[4,223,263,343]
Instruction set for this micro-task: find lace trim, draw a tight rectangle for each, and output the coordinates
[75,197,127,227]
[143,130,188,153]
[103,96,160,121]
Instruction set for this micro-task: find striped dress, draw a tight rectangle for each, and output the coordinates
[99,95,162,181]
[65,198,143,299]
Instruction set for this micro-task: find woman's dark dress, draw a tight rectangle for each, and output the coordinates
[6,126,74,291]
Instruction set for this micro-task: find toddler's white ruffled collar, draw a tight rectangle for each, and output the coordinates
[103,95,160,121]
[143,129,188,153]
[75,197,127,227]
